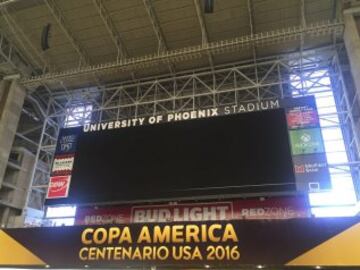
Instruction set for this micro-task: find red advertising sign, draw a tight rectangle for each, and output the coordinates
[286,108,319,128]
[47,175,71,199]
[233,197,309,220]
[131,202,233,223]
[75,196,309,225]
[286,96,319,129]
[51,154,75,176]
[76,207,131,225]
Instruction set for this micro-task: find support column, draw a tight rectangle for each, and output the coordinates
[0,79,26,185]
[343,8,360,156]
[0,207,10,227]
[343,9,360,99]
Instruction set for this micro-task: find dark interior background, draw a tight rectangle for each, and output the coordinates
[47,109,296,205]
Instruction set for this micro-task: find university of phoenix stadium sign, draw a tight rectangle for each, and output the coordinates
[82,99,280,132]
[2,218,360,267]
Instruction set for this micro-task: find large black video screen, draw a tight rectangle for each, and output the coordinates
[47,109,296,205]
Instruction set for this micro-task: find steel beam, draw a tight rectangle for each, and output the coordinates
[0,0,20,8]
[142,0,175,74]
[46,51,334,119]
[193,0,214,69]
[142,0,167,52]
[44,0,108,93]
[21,21,343,86]
[92,0,138,80]
[0,31,31,75]
[92,0,128,60]
[0,6,67,113]
[25,45,360,204]
[44,0,90,66]
[38,45,338,101]
[0,8,50,72]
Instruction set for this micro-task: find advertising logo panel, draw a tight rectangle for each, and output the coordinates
[131,202,233,223]
[56,134,78,154]
[75,197,309,225]
[293,154,331,191]
[289,128,325,155]
[283,95,331,192]
[51,154,75,175]
[233,197,309,220]
[46,175,71,199]
[286,105,319,129]
[284,96,319,130]
[49,127,81,200]
[55,127,82,155]
[76,207,131,225]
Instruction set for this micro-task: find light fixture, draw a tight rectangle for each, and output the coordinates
[204,264,210,268]
[256,265,264,269]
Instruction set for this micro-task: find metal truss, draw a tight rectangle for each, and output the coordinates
[0,0,20,8]
[44,0,108,98]
[0,30,61,211]
[31,46,359,204]
[23,104,60,210]
[92,0,138,81]
[21,20,343,86]
[330,51,360,194]
[0,1,356,216]
[92,0,128,61]
[14,94,61,210]
[142,0,167,53]
[142,0,175,74]
[44,0,90,66]
[45,47,338,119]
[0,7,51,72]
[3,27,360,208]
[193,0,214,69]
[0,31,32,76]
[14,92,62,210]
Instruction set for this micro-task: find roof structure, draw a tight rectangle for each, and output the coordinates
[1,0,359,213]
[0,0,341,91]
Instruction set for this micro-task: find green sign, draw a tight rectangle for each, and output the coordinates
[289,128,325,155]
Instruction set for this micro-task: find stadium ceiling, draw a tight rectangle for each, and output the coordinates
[0,0,341,92]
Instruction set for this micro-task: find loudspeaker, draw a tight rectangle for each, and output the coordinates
[41,23,51,51]
[204,0,214,13]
